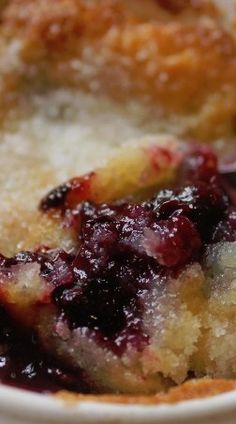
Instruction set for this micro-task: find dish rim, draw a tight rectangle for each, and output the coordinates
[0,384,236,423]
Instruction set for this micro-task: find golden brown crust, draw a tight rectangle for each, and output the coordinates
[56,378,236,405]
[1,0,236,140]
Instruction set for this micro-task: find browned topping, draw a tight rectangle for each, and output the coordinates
[1,0,236,140]
[56,378,236,405]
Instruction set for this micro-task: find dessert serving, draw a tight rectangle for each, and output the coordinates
[0,0,236,404]
[1,138,236,398]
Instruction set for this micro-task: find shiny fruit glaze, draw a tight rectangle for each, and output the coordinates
[0,146,235,393]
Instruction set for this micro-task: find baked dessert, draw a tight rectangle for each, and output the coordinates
[0,0,236,403]
[0,138,236,398]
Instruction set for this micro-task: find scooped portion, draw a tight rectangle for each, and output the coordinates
[0,138,236,394]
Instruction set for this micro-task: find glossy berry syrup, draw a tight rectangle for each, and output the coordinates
[0,307,91,394]
[0,146,235,393]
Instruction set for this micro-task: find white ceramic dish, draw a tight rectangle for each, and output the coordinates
[0,385,236,424]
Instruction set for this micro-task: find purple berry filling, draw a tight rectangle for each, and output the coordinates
[0,146,235,393]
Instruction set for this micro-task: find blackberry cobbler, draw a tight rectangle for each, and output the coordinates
[1,0,236,403]
[0,138,236,395]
